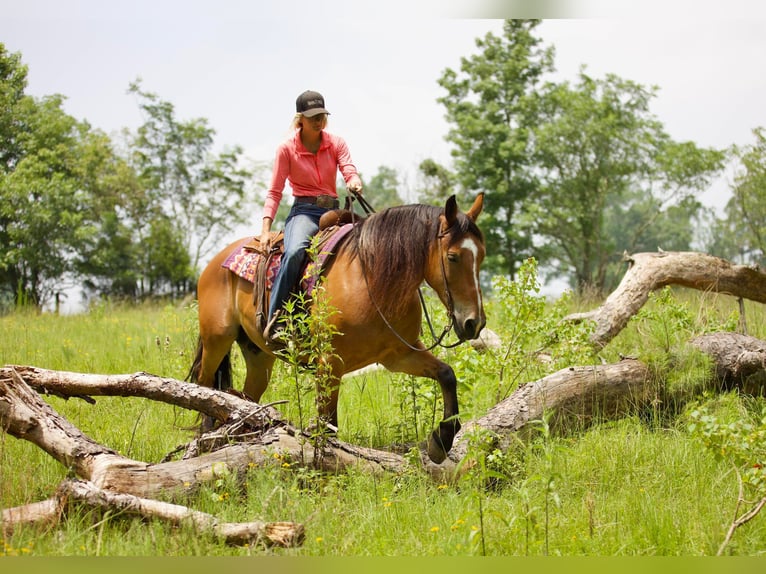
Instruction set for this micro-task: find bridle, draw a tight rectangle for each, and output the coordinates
[348,191,462,352]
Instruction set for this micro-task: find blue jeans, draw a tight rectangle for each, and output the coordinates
[268,202,328,321]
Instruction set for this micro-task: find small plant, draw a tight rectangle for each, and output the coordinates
[274,237,341,464]
[688,401,766,554]
[487,258,595,401]
[632,287,695,354]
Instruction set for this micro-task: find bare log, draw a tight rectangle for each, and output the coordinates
[1,498,61,536]
[2,480,304,547]
[565,251,766,349]
[5,364,287,426]
[442,359,653,466]
[691,332,766,390]
[0,366,408,496]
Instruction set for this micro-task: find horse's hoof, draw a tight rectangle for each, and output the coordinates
[427,430,447,464]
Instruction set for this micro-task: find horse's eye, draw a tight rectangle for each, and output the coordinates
[447,252,459,263]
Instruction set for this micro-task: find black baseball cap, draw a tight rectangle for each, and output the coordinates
[296,90,330,117]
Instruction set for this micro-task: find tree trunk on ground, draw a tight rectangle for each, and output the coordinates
[3,251,766,542]
[565,251,766,349]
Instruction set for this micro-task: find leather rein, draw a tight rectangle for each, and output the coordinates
[348,191,461,352]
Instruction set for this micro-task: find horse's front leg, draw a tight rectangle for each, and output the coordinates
[315,357,342,434]
[383,350,461,464]
[427,361,461,463]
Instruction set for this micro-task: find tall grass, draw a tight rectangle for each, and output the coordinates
[2,282,766,555]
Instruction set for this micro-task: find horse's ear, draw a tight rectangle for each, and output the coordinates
[466,192,484,222]
[444,195,458,228]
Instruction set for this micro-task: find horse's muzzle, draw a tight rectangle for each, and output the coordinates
[455,314,486,341]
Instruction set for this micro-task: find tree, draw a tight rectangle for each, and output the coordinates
[127,80,259,278]
[723,127,766,267]
[434,19,554,278]
[0,44,100,309]
[361,165,403,210]
[531,71,725,293]
[417,158,457,206]
[0,44,27,173]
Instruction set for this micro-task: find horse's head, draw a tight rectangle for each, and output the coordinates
[427,193,486,341]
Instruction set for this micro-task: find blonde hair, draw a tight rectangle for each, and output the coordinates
[290,112,329,131]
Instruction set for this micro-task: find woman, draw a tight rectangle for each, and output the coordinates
[261,90,363,344]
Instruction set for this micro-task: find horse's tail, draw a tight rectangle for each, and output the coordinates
[187,336,232,391]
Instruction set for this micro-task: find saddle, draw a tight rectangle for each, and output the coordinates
[224,211,363,332]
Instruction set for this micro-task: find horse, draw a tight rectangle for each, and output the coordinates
[188,193,486,463]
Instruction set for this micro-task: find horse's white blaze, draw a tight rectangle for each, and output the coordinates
[459,237,482,310]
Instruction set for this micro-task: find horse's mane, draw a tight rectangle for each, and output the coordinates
[340,203,483,318]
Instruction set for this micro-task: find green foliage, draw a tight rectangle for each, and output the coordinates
[3,298,766,555]
[0,46,263,309]
[688,398,766,553]
[361,165,403,210]
[532,71,725,293]
[433,20,553,278]
[271,237,341,438]
[127,80,259,275]
[717,127,766,267]
[429,22,725,293]
[481,258,595,401]
[689,401,766,492]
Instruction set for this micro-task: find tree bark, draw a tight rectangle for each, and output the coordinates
[565,251,766,349]
[4,251,766,543]
[2,479,304,547]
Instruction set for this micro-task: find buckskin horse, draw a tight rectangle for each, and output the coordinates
[188,193,485,463]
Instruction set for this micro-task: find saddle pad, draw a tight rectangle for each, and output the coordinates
[221,223,354,295]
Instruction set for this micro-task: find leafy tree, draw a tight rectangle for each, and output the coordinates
[127,80,259,276]
[434,19,554,278]
[722,127,766,267]
[417,158,457,206]
[78,211,139,299]
[531,71,725,293]
[0,44,98,309]
[143,215,193,296]
[361,165,403,210]
[0,44,27,173]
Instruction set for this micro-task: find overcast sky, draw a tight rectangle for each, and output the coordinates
[3,3,766,215]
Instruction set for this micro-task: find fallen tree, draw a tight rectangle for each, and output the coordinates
[564,251,766,349]
[3,250,766,544]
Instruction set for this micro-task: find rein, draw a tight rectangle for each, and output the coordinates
[348,191,460,351]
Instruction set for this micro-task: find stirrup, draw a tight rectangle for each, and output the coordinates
[264,311,286,344]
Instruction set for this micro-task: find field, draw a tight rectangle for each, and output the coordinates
[2,278,766,556]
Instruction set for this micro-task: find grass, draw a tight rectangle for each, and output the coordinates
[2,287,766,555]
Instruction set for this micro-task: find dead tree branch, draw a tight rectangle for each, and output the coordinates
[565,251,766,349]
[2,479,303,547]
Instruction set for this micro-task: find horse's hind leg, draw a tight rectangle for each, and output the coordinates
[382,350,460,464]
[196,334,236,390]
[236,335,275,402]
[193,332,237,432]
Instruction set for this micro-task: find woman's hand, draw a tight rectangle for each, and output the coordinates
[259,230,271,251]
[260,218,273,252]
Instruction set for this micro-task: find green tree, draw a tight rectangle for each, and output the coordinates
[0,44,27,173]
[362,165,403,210]
[0,45,105,309]
[531,71,725,293]
[143,215,193,295]
[127,80,259,277]
[723,127,766,266]
[434,19,554,278]
[417,158,456,206]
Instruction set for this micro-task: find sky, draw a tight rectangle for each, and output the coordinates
[2,1,766,263]
[4,2,766,206]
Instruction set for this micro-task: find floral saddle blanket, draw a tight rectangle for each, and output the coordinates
[221,223,355,297]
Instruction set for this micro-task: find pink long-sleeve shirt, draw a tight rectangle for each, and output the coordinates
[262,130,362,221]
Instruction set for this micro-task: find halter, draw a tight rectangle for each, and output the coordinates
[349,191,461,352]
